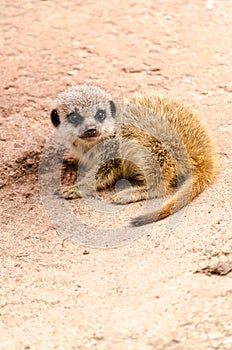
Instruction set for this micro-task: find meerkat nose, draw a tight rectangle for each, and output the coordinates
[86,128,97,137]
[80,127,100,139]
[87,127,97,134]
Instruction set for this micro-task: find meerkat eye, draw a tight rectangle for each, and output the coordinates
[95,109,106,122]
[67,112,83,125]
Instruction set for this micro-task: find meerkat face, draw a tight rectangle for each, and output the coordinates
[51,85,116,149]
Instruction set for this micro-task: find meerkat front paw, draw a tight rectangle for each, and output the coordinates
[56,185,81,199]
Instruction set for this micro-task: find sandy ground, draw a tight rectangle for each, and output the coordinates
[1,0,232,349]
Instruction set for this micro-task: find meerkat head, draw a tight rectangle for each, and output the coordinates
[51,85,116,149]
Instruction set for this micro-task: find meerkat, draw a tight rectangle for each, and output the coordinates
[51,85,219,226]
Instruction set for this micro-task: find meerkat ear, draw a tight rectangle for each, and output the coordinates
[109,100,116,117]
[51,109,60,127]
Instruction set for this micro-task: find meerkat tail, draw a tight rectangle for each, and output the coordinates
[131,174,212,226]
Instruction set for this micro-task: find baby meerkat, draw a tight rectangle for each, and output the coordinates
[51,85,219,226]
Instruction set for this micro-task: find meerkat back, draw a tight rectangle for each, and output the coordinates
[125,92,219,226]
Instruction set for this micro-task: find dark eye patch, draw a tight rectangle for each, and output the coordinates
[51,109,60,127]
[95,109,106,122]
[109,100,116,117]
[67,112,83,125]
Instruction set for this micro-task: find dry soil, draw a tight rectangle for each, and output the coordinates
[0,1,232,349]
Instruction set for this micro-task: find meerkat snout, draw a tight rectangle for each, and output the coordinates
[86,127,97,134]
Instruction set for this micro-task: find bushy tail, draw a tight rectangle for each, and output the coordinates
[131,174,211,226]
